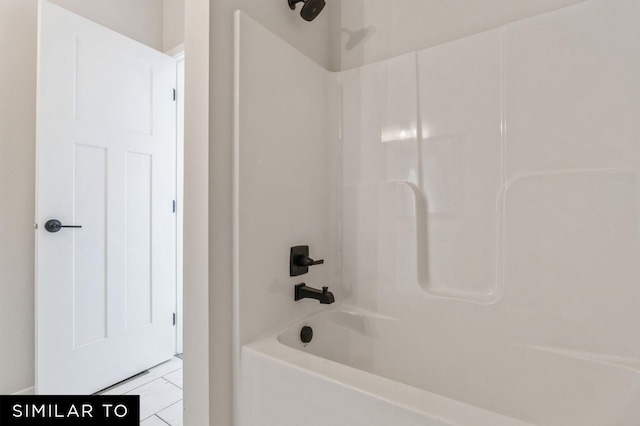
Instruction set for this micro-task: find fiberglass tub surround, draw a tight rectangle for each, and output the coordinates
[340,0,640,367]
[236,0,640,424]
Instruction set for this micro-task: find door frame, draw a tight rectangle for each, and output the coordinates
[168,45,185,355]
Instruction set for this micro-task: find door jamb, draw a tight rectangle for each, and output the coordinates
[170,47,185,355]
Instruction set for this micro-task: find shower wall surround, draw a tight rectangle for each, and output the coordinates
[340,0,640,358]
[341,28,504,304]
[235,0,640,416]
[332,0,588,70]
[233,12,341,348]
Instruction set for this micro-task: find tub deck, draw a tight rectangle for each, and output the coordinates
[241,308,640,426]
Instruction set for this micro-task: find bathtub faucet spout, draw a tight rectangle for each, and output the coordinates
[294,283,335,304]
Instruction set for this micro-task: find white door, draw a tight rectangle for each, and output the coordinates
[36,1,177,394]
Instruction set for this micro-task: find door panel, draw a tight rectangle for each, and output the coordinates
[36,0,176,394]
[73,144,108,348]
[75,40,153,134]
[125,152,153,330]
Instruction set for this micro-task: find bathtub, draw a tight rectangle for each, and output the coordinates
[240,308,640,426]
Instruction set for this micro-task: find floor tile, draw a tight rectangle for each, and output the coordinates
[101,357,183,396]
[148,357,183,377]
[140,415,169,426]
[125,378,182,420]
[101,372,158,396]
[157,400,183,426]
[163,368,182,389]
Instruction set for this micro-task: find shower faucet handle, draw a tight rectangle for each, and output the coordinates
[299,256,324,267]
[290,245,324,276]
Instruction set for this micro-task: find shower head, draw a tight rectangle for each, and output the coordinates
[288,0,325,22]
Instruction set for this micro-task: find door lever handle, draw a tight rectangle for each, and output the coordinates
[44,219,82,233]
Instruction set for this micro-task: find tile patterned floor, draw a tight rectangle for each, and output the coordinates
[102,356,183,425]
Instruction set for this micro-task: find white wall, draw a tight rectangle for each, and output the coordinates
[182,0,209,423]
[49,0,185,54]
[49,0,164,50]
[0,0,169,396]
[331,0,587,70]
[0,0,38,396]
[164,0,185,52]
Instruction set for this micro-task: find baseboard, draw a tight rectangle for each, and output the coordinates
[12,386,35,396]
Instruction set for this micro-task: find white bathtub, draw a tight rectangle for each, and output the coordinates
[240,308,640,426]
